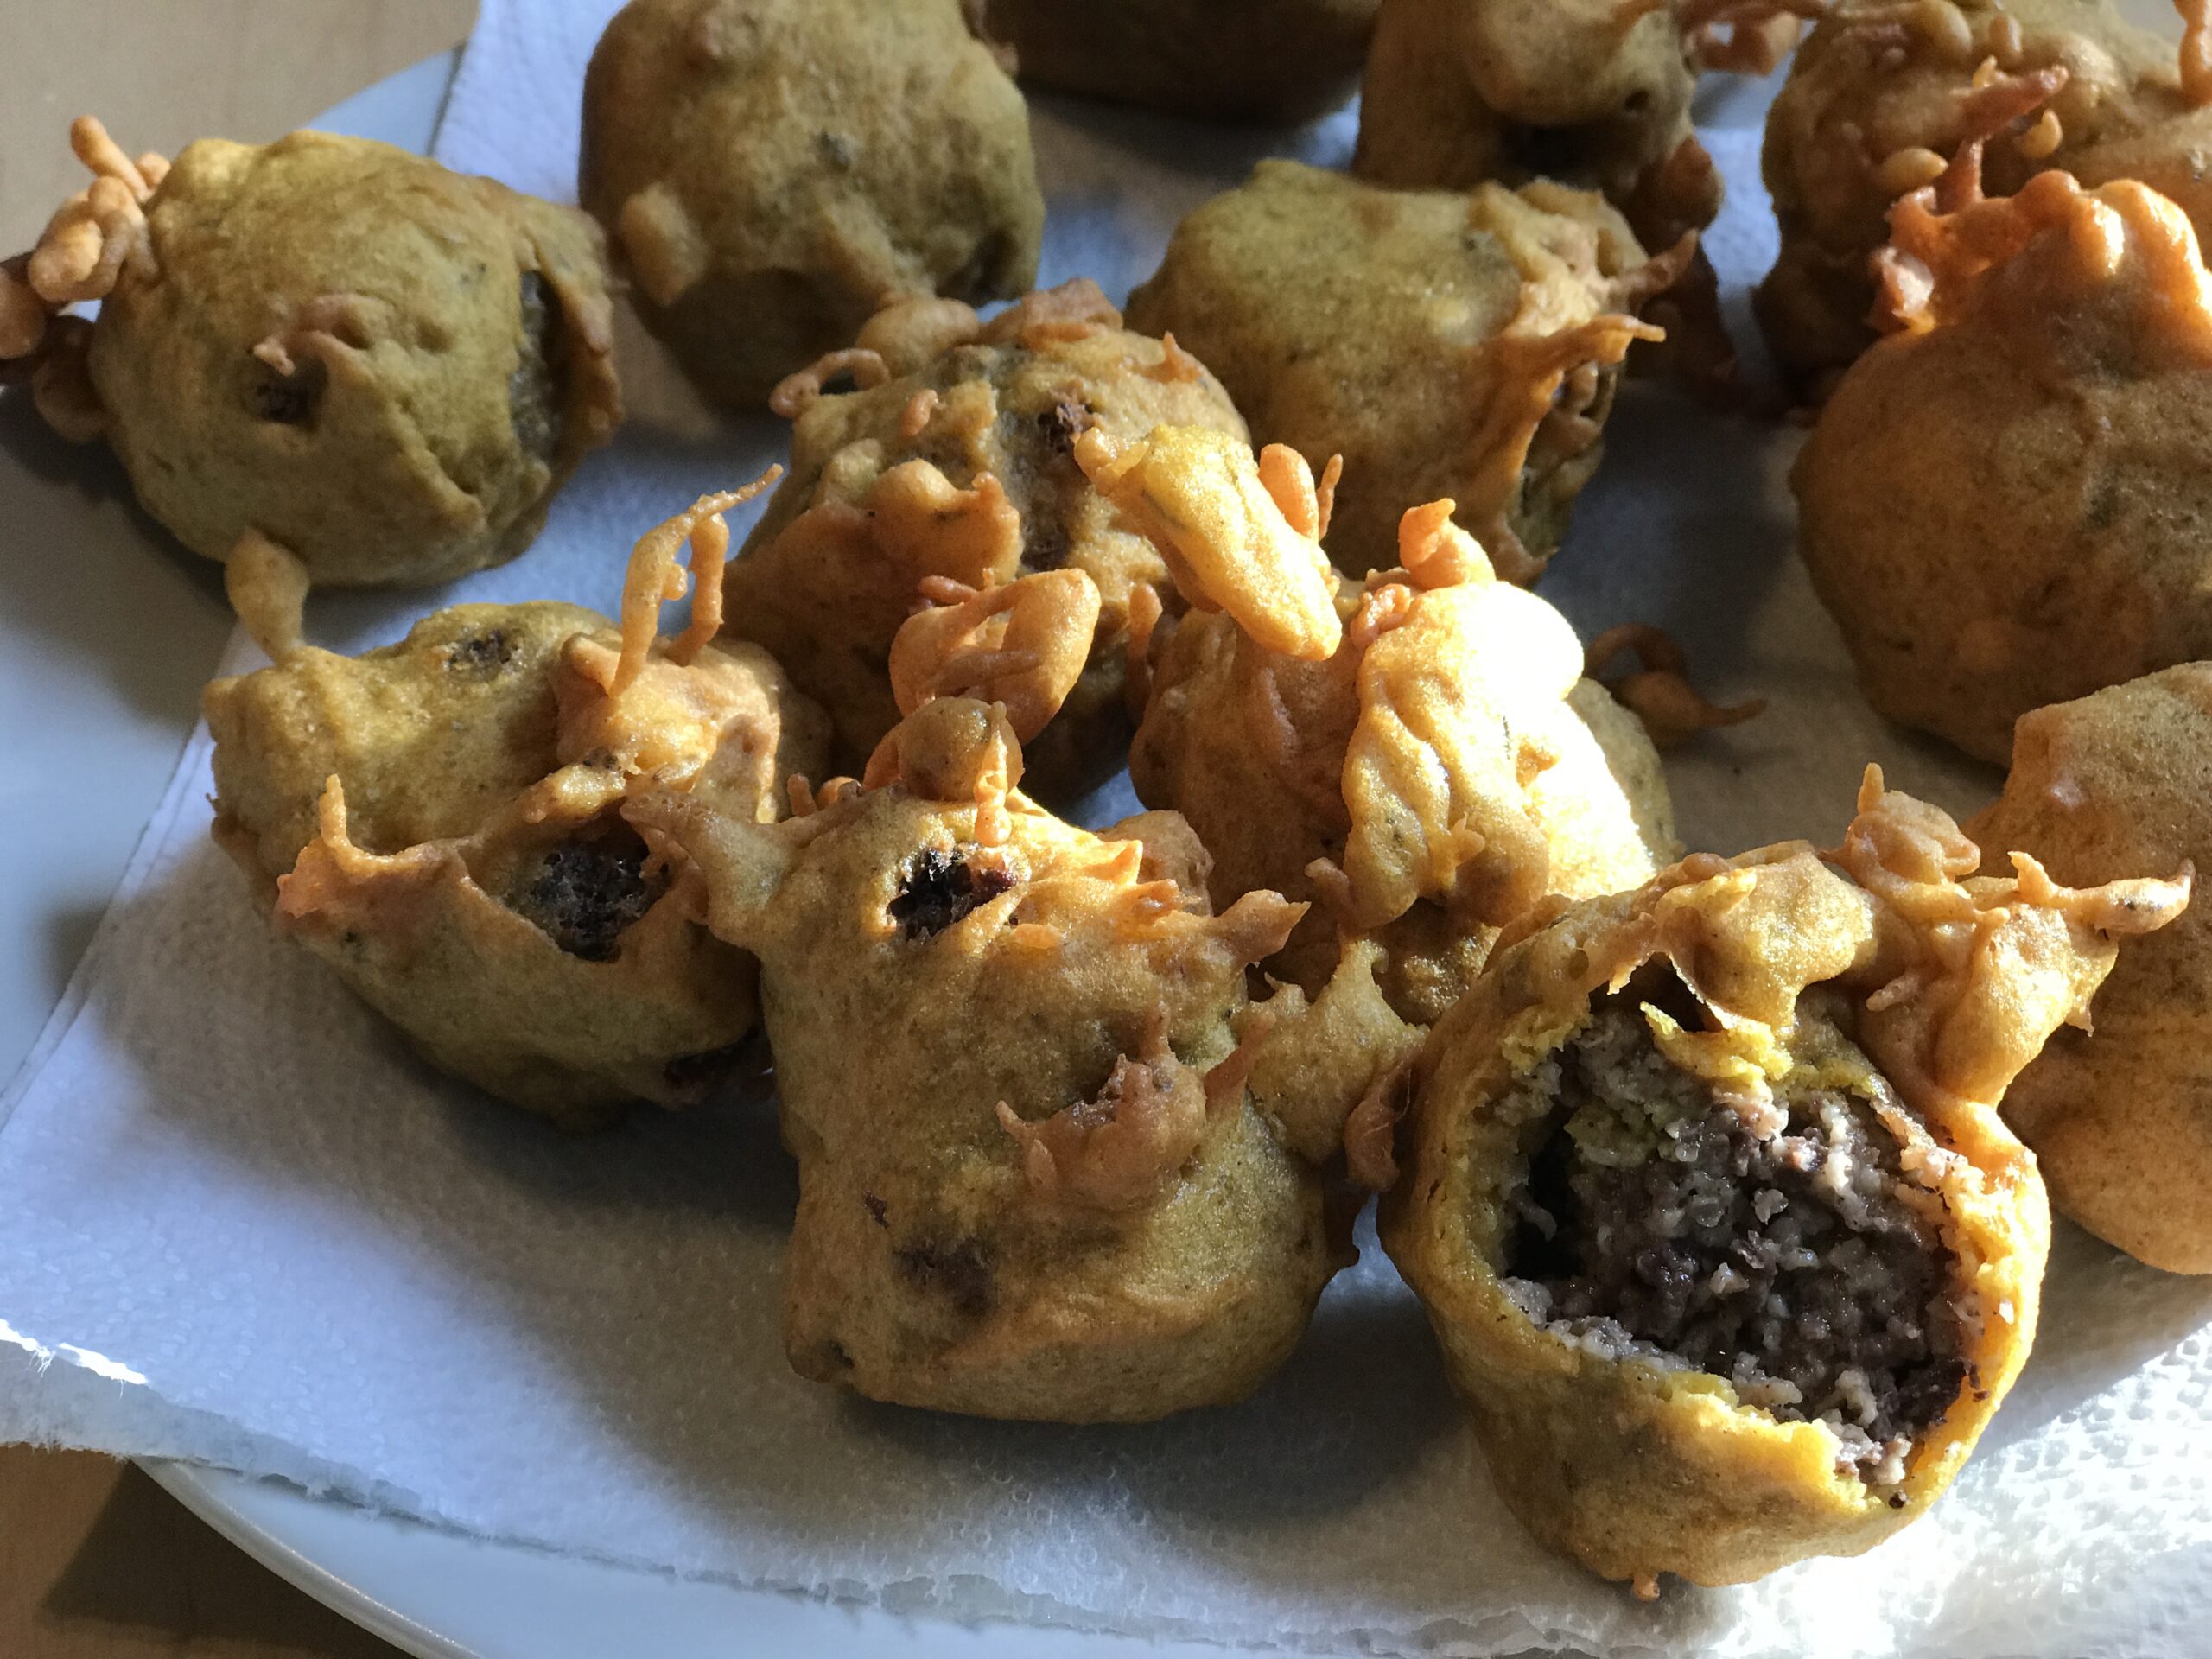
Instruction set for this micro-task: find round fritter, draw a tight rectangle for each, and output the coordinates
[1351,0,1754,250]
[1090,424,1678,1028]
[1128,161,1675,581]
[1794,169,2212,765]
[978,0,1379,121]
[642,698,1358,1421]
[5,123,620,587]
[580,0,1044,410]
[1382,772,2189,1591]
[726,283,1249,802]
[1758,0,2212,391]
[204,492,830,1128]
[1971,666,2212,1274]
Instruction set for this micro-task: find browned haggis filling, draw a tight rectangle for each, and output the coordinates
[1499,993,1974,1491]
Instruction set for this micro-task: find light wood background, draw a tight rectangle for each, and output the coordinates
[2,10,478,1653]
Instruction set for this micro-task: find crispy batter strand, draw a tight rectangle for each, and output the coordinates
[1585,622,1764,748]
[768,347,891,418]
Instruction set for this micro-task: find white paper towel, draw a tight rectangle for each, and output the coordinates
[3,3,2211,1656]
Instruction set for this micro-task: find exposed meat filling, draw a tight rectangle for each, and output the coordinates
[444,628,517,677]
[505,823,662,961]
[1500,995,1972,1489]
[887,846,1013,940]
[507,270,562,464]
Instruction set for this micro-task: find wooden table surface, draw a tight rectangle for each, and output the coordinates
[2,8,478,1652]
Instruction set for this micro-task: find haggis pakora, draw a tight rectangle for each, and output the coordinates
[1971,666,2212,1274]
[3,119,620,588]
[204,483,829,1128]
[727,281,1248,799]
[581,0,1044,410]
[1759,0,2212,391]
[1795,165,2212,763]
[1127,162,1684,580]
[1088,423,1679,1027]
[1354,0,1820,250]
[978,0,1379,121]
[1384,771,2190,1590]
[637,689,1388,1421]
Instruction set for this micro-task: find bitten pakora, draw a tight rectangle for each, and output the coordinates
[580,0,1044,410]
[1971,666,2212,1274]
[204,483,830,1128]
[638,692,1379,1421]
[1126,162,1683,580]
[1383,771,2190,1591]
[1353,0,1818,250]
[728,281,1249,799]
[1759,0,2212,391]
[977,0,1379,121]
[1795,166,2212,764]
[2,120,621,588]
[1091,423,1679,1028]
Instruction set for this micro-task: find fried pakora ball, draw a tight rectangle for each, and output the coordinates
[580,0,1044,410]
[2,121,620,588]
[1795,168,2212,765]
[1382,770,2190,1591]
[977,0,1379,121]
[204,485,830,1128]
[727,282,1248,800]
[638,694,1373,1421]
[1086,423,1679,1029]
[1351,0,1815,249]
[1758,0,2212,391]
[1127,162,1682,581]
[1971,666,2212,1274]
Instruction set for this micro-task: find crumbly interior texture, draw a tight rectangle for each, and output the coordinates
[1500,996,1972,1489]
[504,824,664,963]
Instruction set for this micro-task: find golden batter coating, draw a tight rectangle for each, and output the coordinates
[1970,666,2212,1274]
[637,696,1370,1421]
[727,282,1249,800]
[1795,167,2212,764]
[1353,0,1819,250]
[1383,771,2189,1592]
[978,0,1379,121]
[204,485,830,1128]
[1758,0,2212,391]
[1127,162,1683,580]
[3,120,620,588]
[580,0,1043,410]
[1096,424,1679,1029]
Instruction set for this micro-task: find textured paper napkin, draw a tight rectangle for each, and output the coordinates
[3,3,2211,1655]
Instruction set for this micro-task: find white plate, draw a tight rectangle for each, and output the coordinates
[10,10,2187,1653]
[0,48,1223,1659]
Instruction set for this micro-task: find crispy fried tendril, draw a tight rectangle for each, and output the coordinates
[769,278,1125,418]
[1680,0,1833,76]
[1076,424,1344,660]
[224,528,314,661]
[1585,621,1764,749]
[1874,156,2212,353]
[887,569,1103,742]
[1827,765,2193,1108]
[607,472,783,691]
[995,1010,1211,1213]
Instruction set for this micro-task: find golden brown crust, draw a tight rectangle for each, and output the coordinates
[1122,426,1679,1027]
[579,0,1043,409]
[1757,0,2212,389]
[203,493,830,1123]
[636,699,1344,1421]
[728,283,1249,803]
[1972,665,2212,1273]
[10,124,622,587]
[1382,771,2185,1587]
[1126,162,1674,580]
[1795,168,2212,762]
